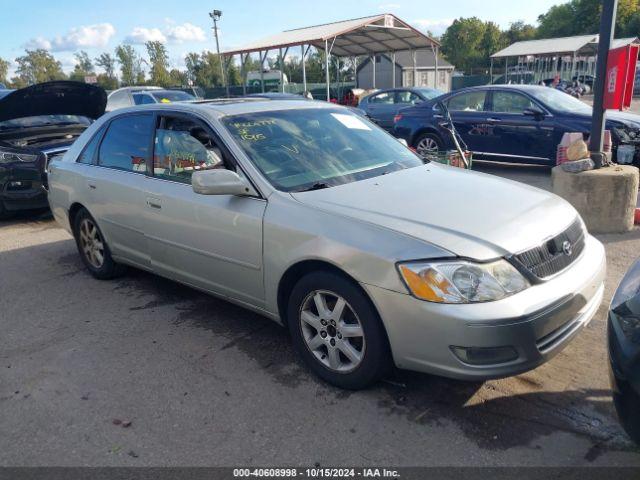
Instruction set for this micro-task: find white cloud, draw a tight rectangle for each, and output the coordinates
[413,18,454,36]
[166,22,207,43]
[379,3,401,9]
[24,36,52,50]
[23,23,116,52]
[126,22,207,45]
[125,27,167,44]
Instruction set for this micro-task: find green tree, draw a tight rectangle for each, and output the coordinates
[537,0,639,38]
[169,68,187,86]
[15,49,66,85]
[504,21,537,44]
[95,52,118,89]
[0,57,9,85]
[70,51,94,82]
[146,40,170,87]
[115,44,141,86]
[441,17,490,73]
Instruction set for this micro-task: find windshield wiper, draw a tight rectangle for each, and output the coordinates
[295,182,331,192]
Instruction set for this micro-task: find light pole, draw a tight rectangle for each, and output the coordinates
[209,9,229,96]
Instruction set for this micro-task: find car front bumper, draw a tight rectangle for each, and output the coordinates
[364,234,606,380]
[0,163,49,213]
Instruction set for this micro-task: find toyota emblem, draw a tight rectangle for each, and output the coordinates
[562,240,573,256]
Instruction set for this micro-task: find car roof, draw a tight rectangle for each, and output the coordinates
[458,84,549,93]
[107,98,343,118]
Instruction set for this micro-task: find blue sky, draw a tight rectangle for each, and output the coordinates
[1,0,562,77]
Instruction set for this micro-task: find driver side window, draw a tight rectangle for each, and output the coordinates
[153,116,229,184]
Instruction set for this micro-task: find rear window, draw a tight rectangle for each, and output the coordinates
[150,91,195,103]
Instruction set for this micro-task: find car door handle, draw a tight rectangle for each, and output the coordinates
[146,199,162,210]
[87,180,96,190]
[487,117,502,122]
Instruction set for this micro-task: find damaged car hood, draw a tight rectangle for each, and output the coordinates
[290,164,577,261]
[0,81,106,123]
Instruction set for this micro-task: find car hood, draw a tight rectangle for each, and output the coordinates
[290,164,577,260]
[0,81,106,123]
[569,109,640,129]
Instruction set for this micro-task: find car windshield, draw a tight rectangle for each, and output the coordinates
[529,88,592,114]
[222,108,424,192]
[0,115,91,130]
[416,88,443,99]
[150,91,195,103]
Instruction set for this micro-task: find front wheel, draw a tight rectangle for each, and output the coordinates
[73,208,125,280]
[287,271,391,389]
[414,132,443,158]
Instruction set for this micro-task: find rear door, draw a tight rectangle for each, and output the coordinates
[89,113,154,269]
[365,91,398,130]
[444,90,491,153]
[483,90,555,161]
[143,112,267,307]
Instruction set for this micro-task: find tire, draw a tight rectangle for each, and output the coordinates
[414,132,443,158]
[287,271,391,389]
[72,207,125,280]
[0,200,14,220]
[613,384,640,445]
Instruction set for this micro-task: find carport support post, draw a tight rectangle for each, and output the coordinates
[590,0,618,169]
[412,50,417,86]
[241,54,247,96]
[279,48,285,93]
[301,45,307,93]
[259,51,265,93]
[434,45,439,89]
[392,51,396,87]
[372,54,376,89]
[504,56,509,83]
[490,57,494,84]
[325,39,330,101]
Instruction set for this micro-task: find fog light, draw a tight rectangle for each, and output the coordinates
[450,345,518,365]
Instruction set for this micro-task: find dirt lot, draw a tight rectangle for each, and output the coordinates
[1,175,640,467]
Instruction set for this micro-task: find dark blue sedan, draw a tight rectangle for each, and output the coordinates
[393,85,640,165]
[358,87,442,131]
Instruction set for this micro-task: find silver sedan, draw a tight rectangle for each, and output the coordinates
[47,99,606,389]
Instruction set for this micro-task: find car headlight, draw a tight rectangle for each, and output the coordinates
[398,259,529,303]
[0,150,39,164]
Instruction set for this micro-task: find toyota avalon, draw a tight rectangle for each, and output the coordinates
[48,100,606,389]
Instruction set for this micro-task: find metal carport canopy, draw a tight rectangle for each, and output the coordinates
[491,35,598,58]
[222,14,440,101]
[222,14,439,57]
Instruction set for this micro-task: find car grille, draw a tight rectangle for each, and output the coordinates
[511,219,585,280]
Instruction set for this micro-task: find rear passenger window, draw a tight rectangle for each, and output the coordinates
[76,129,103,164]
[369,92,394,104]
[447,91,487,112]
[98,114,153,173]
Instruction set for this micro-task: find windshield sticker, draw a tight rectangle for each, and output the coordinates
[330,113,371,131]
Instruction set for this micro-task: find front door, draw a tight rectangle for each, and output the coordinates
[143,113,267,307]
[483,90,555,162]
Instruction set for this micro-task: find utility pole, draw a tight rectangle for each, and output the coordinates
[209,9,229,97]
[590,0,618,169]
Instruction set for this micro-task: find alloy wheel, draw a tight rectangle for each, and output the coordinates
[416,137,440,157]
[299,290,366,373]
[79,218,105,269]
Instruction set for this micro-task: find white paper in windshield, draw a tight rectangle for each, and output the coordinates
[331,113,371,130]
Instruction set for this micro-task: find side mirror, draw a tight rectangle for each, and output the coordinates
[192,169,255,196]
[523,107,545,120]
[397,138,408,147]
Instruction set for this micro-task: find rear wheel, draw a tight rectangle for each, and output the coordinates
[414,132,443,158]
[287,271,390,389]
[73,208,125,280]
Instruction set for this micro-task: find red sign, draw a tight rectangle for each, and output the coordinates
[603,44,639,110]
